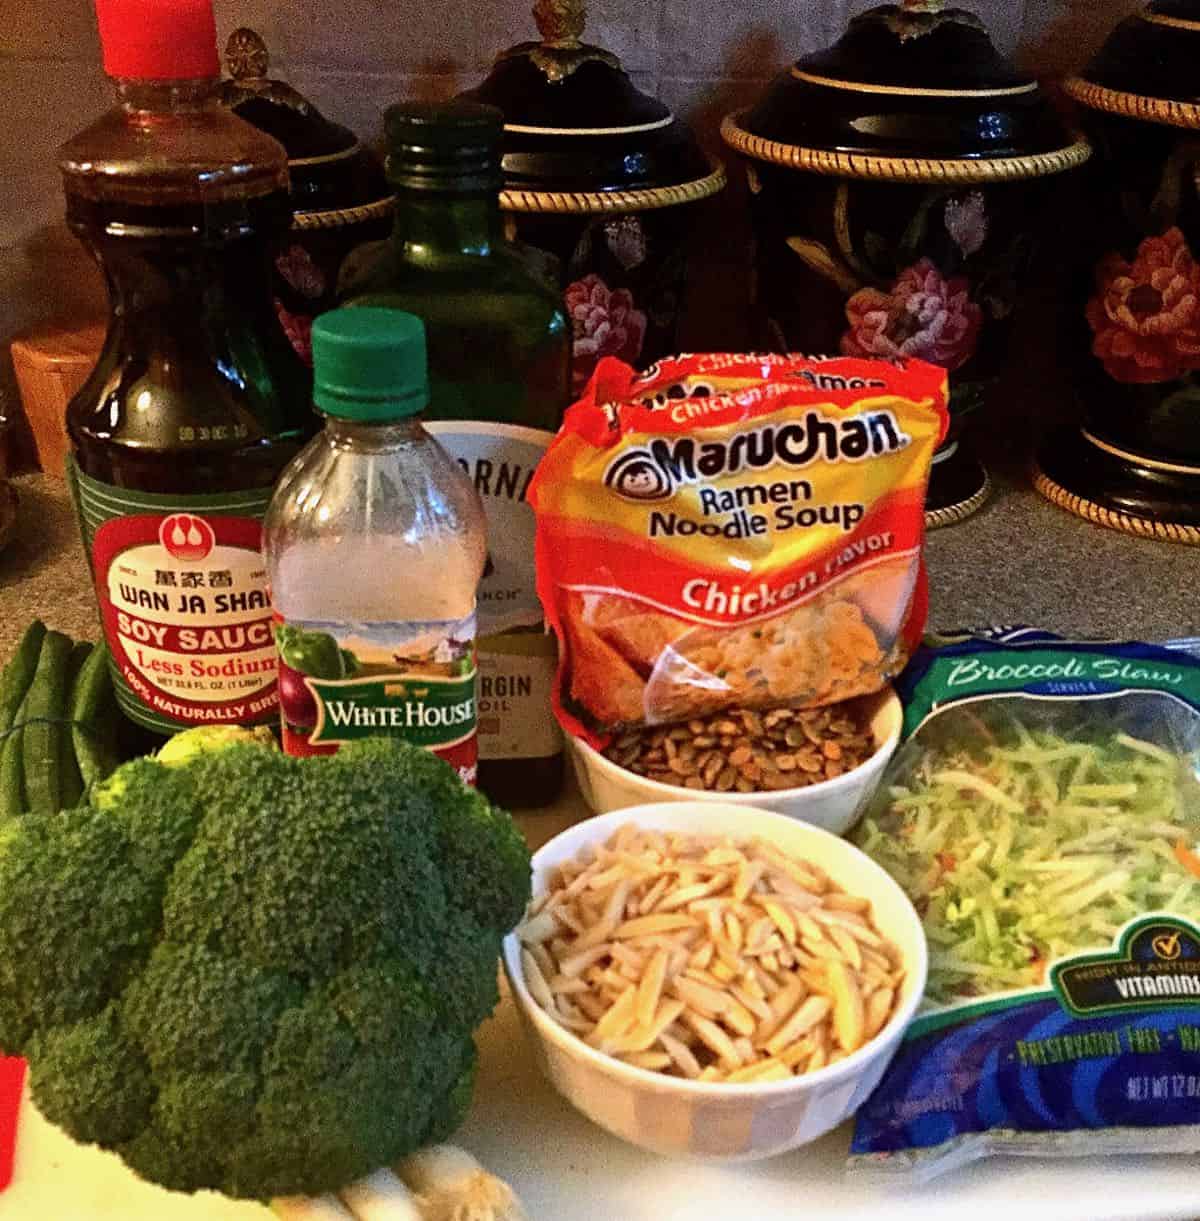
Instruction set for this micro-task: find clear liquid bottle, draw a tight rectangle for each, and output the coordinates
[340,100,570,807]
[264,307,487,784]
[60,0,312,742]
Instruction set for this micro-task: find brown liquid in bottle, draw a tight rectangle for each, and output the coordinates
[61,78,314,743]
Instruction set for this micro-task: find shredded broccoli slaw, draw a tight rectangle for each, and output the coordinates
[853,723,1200,1006]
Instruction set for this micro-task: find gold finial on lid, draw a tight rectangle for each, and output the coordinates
[534,0,586,47]
[901,0,945,10]
[226,27,270,80]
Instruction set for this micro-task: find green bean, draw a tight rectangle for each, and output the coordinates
[70,644,118,789]
[58,641,94,810]
[22,631,72,814]
[0,620,46,735]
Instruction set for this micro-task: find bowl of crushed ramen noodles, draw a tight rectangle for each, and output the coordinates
[504,803,927,1159]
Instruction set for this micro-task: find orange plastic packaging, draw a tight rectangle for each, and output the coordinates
[529,353,949,744]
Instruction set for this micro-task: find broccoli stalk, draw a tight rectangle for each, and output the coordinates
[0,735,531,1200]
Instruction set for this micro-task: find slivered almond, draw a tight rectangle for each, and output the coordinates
[865,986,896,1039]
[558,943,612,979]
[586,985,638,1046]
[684,1011,744,1068]
[723,910,745,952]
[624,1051,672,1071]
[548,975,590,995]
[765,996,832,1056]
[827,925,863,971]
[659,1030,702,1079]
[730,983,772,1022]
[671,975,732,1017]
[722,999,757,1038]
[745,916,774,952]
[733,858,767,902]
[658,876,730,910]
[823,892,871,914]
[638,874,671,914]
[761,899,797,945]
[688,940,716,970]
[754,977,807,1045]
[827,958,866,1054]
[528,941,556,980]
[522,948,554,1009]
[605,998,686,1054]
[517,909,561,944]
[635,948,669,1027]
[612,912,695,939]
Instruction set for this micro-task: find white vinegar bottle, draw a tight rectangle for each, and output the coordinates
[264,307,486,783]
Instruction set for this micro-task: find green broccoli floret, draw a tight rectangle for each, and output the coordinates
[0,808,159,1050]
[0,734,531,1200]
[27,1005,154,1146]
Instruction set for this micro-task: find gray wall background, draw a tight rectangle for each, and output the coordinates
[0,0,1143,441]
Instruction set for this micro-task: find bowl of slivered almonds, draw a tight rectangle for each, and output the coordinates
[568,687,902,835]
[503,804,927,1160]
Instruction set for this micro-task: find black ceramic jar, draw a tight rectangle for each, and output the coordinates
[462,0,725,395]
[1036,1,1200,541]
[220,29,394,367]
[722,0,1088,526]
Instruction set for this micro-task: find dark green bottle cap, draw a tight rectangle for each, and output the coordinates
[311,306,429,420]
[384,100,504,193]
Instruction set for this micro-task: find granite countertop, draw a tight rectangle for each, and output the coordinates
[1,470,1198,658]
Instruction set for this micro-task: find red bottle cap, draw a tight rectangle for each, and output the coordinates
[95,0,220,80]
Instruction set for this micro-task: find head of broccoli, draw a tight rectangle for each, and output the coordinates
[0,735,530,1200]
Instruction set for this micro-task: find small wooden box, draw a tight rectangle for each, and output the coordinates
[10,320,105,478]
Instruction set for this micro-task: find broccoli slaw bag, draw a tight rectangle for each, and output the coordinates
[528,353,949,742]
[850,627,1200,1179]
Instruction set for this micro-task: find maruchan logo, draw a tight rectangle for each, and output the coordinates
[603,410,911,502]
[159,514,215,562]
[605,451,674,502]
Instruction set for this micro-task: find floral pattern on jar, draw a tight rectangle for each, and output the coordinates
[565,273,648,393]
[841,259,984,371]
[1085,227,1200,385]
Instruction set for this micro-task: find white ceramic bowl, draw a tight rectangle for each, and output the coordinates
[568,687,902,835]
[502,802,927,1161]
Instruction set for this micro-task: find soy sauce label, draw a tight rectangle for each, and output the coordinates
[275,616,478,786]
[73,467,277,734]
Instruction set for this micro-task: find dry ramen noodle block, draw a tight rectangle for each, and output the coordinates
[530,353,948,740]
[563,557,916,729]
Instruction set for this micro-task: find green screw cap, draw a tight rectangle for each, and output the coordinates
[311,306,429,421]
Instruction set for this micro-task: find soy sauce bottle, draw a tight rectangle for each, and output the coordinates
[61,0,313,740]
[341,101,570,808]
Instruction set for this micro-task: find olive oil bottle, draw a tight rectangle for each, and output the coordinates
[341,101,570,807]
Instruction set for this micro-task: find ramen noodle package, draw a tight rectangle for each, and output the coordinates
[529,353,948,741]
[850,628,1200,1179]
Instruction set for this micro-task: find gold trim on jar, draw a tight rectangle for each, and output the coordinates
[1033,466,1200,544]
[789,68,1039,98]
[1139,10,1200,32]
[1064,77,1200,130]
[721,111,1092,182]
[499,160,727,214]
[925,474,992,530]
[292,195,396,230]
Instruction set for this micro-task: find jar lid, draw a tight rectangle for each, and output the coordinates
[461,0,724,213]
[723,0,1089,183]
[1065,1,1200,129]
[219,28,391,223]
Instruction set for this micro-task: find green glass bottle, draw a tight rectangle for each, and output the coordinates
[341,100,570,808]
